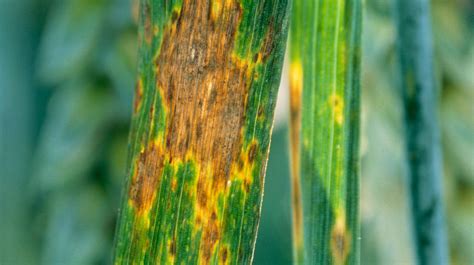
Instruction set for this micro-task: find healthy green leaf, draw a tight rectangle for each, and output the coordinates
[395,0,450,264]
[37,0,108,84]
[33,83,114,192]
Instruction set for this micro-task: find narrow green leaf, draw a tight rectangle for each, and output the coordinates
[113,0,291,263]
[395,0,449,264]
[37,0,108,84]
[42,186,109,265]
[33,83,114,192]
[289,0,362,264]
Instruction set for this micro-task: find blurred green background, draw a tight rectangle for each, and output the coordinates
[0,0,472,264]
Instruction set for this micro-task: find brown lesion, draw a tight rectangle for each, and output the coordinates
[199,211,220,263]
[247,141,258,163]
[133,79,144,114]
[169,239,177,256]
[289,61,304,255]
[260,21,276,62]
[156,0,247,180]
[220,246,229,264]
[129,144,163,214]
[329,93,344,125]
[330,214,351,265]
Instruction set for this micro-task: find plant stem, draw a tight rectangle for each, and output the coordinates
[395,0,449,264]
[289,0,362,264]
[113,0,290,264]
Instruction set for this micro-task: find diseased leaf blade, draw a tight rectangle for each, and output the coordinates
[113,0,291,264]
[289,1,362,264]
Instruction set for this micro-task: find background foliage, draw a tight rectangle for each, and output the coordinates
[0,0,472,264]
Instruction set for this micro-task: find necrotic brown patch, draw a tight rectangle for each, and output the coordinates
[129,145,162,214]
[131,0,248,202]
[220,246,229,263]
[247,142,258,162]
[156,0,247,179]
[146,0,251,260]
[330,216,351,265]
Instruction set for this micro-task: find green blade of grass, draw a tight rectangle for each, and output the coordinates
[289,1,362,264]
[395,0,449,264]
[113,0,290,264]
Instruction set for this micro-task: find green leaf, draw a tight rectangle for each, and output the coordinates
[289,0,362,264]
[41,185,109,265]
[395,0,450,263]
[33,81,113,192]
[37,0,108,84]
[102,29,137,119]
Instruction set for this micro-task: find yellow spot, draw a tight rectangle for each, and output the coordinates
[303,137,310,149]
[148,96,157,139]
[207,82,214,96]
[230,140,258,187]
[153,135,164,147]
[210,1,222,21]
[192,163,223,260]
[255,53,263,64]
[331,210,351,265]
[290,61,303,97]
[219,245,230,264]
[143,215,151,229]
[329,94,344,125]
[333,145,344,190]
[171,178,177,191]
[231,54,256,78]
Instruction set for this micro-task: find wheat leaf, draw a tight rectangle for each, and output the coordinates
[289,1,362,264]
[113,0,291,263]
